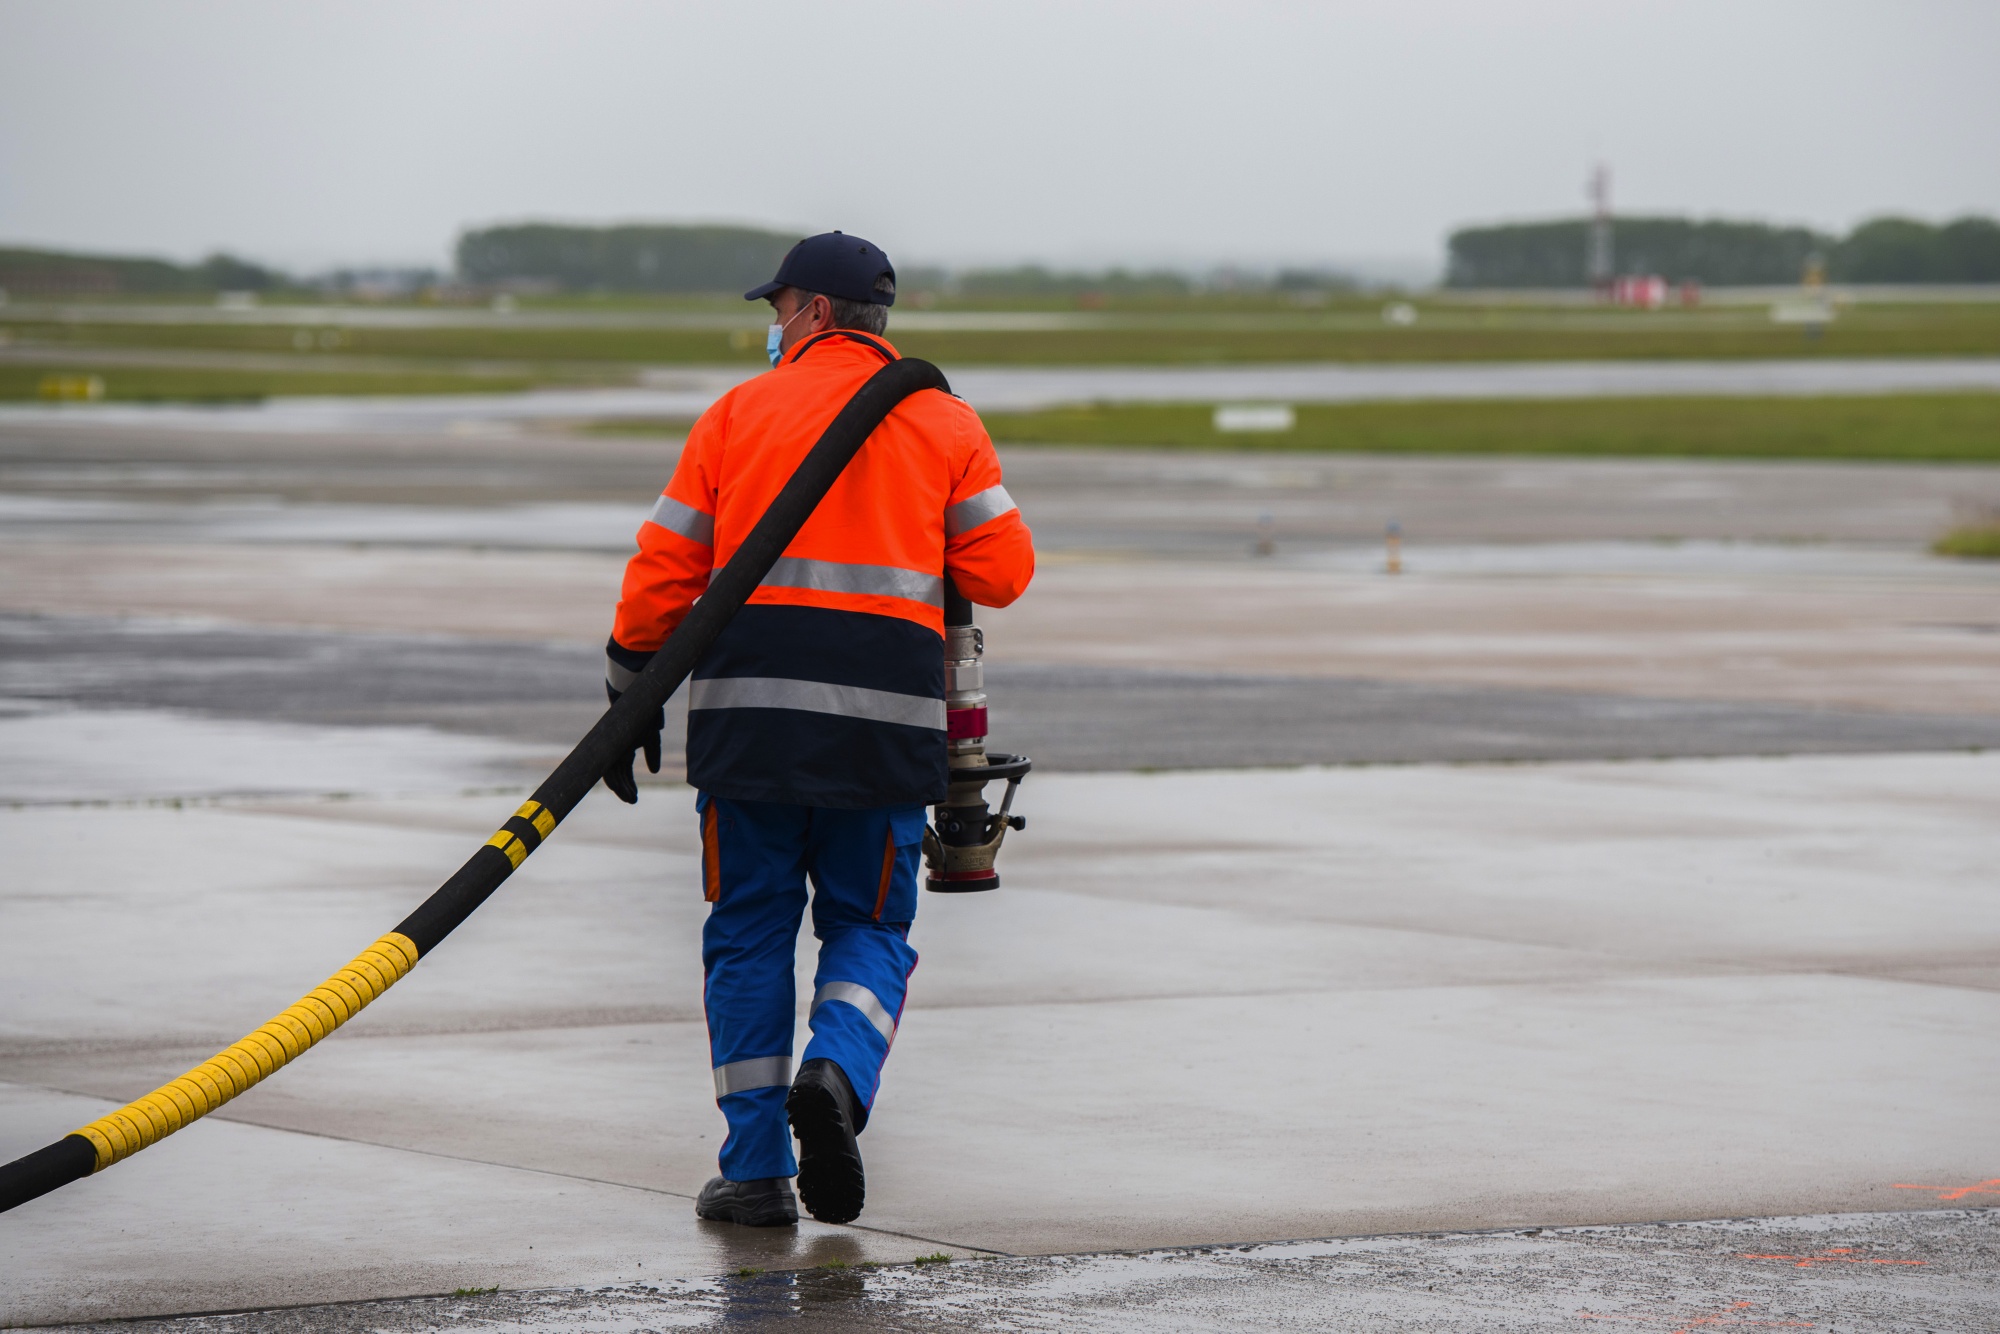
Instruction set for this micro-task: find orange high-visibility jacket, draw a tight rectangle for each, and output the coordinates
[607,331,1035,808]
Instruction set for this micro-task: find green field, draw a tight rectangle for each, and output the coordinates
[893,305,2000,364]
[0,363,537,403]
[6,296,2000,465]
[1934,524,2000,557]
[7,298,2000,368]
[0,318,759,367]
[978,394,2000,462]
[582,417,697,436]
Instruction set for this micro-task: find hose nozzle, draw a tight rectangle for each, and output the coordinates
[924,606,1030,892]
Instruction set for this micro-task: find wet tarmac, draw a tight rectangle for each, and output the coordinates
[8,746,1997,1323]
[27,1210,1997,1333]
[8,614,1998,775]
[4,414,1998,1329]
[6,417,1995,551]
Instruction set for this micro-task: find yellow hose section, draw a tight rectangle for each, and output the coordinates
[71,932,421,1171]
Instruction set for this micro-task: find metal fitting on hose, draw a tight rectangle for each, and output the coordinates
[945,622,987,761]
[924,586,1030,892]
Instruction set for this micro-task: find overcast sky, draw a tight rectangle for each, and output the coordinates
[1,1,1994,278]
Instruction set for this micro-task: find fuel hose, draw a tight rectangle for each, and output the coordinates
[0,355,951,1214]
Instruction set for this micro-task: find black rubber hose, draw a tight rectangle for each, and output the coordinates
[944,576,973,629]
[0,1138,98,1214]
[0,354,949,1216]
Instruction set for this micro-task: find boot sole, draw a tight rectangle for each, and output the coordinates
[787,1081,865,1224]
[696,1201,798,1227]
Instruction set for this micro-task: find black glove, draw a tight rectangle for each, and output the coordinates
[601,691,664,805]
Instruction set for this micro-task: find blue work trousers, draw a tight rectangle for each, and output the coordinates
[697,792,927,1182]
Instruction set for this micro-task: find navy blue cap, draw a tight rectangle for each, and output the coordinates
[744,231,896,307]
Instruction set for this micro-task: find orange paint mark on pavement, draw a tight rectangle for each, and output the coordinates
[1739,1247,1925,1269]
[1579,1299,1814,1332]
[1892,1178,2000,1202]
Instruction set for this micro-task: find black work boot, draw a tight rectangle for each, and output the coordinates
[695,1175,798,1227]
[787,1058,866,1224]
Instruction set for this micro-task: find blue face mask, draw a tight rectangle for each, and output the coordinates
[766,302,814,367]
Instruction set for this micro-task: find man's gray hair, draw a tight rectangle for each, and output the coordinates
[793,285,890,336]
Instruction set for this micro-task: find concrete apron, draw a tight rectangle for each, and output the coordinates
[3,747,1997,1325]
[45,1209,1998,1334]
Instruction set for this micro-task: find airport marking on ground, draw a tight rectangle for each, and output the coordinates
[1578,1299,1812,1331]
[1737,1247,1924,1269]
[1891,1177,2000,1201]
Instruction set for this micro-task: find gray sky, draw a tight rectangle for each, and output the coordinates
[1,0,1995,278]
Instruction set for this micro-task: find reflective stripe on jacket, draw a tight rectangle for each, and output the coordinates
[608,331,1035,808]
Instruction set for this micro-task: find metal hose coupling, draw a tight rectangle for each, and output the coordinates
[924,590,1030,892]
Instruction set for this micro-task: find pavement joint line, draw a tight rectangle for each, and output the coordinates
[8,1238,1013,1332]
[15,789,1974,992]
[998,875,2000,969]
[839,1205,2000,1269]
[4,1079,1012,1260]
[24,958,1981,1065]
[0,785,540,813]
[12,1079,716,1202]
[1818,965,2000,997]
[4,1286,535,1331]
[14,736,2000,815]
[9,732,1998,813]
[10,965,1988,1063]
[0,966,1787,1062]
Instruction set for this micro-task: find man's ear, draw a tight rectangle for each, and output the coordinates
[810,293,835,330]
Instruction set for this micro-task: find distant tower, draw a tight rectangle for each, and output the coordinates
[1587,163,1613,291]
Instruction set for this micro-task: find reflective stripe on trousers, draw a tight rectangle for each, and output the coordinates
[688,676,946,730]
[713,1054,793,1098]
[698,795,924,1181]
[812,980,898,1046]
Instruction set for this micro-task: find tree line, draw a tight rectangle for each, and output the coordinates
[453,226,1358,298]
[10,215,1997,301]
[1447,215,2000,288]
[0,247,282,297]
[454,224,796,294]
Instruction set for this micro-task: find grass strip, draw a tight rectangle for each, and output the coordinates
[1934,525,2000,557]
[579,416,696,436]
[980,394,2000,462]
[0,364,538,403]
[10,303,2000,364]
[895,320,2000,364]
[3,320,765,367]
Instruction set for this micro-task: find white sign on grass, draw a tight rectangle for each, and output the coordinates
[1213,403,1296,433]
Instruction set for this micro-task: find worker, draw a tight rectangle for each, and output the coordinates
[601,232,1035,1228]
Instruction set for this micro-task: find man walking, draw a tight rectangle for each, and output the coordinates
[601,232,1035,1227]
